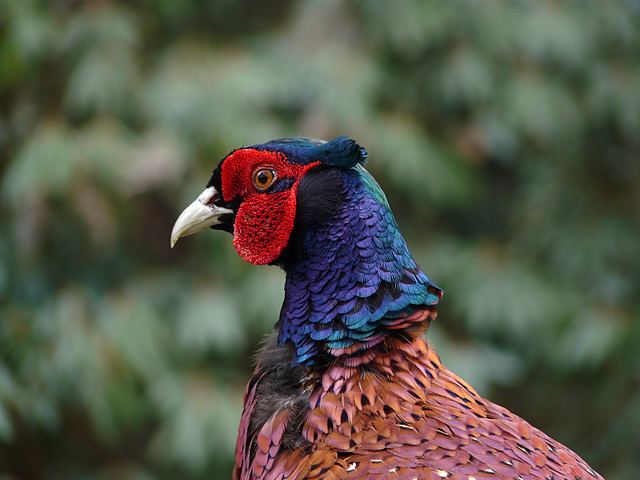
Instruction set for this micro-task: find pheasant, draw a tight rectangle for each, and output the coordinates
[171,137,603,480]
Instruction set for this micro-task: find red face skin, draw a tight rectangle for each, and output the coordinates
[220,149,319,265]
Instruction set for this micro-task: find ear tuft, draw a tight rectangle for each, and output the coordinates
[320,136,368,169]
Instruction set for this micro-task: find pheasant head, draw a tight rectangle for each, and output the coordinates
[171,137,442,365]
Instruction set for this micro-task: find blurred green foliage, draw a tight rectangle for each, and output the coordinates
[1,1,639,479]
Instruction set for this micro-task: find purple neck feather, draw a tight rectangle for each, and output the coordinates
[277,167,441,366]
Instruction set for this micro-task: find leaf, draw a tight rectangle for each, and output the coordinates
[2,124,78,205]
[177,287,245,356]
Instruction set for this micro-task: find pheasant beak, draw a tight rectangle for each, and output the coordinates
[170,187,233,247]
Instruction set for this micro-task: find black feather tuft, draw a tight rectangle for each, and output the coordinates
[277,165,344,265]
[294,165,344,228]
[249,333,312,451]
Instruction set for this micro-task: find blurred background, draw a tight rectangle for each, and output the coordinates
[1,1,639,479]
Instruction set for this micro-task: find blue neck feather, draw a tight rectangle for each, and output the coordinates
[277,165,441,365]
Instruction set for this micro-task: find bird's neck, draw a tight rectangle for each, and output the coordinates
[277,168,442,366]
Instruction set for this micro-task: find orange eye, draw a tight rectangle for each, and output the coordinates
[252,168,277,191]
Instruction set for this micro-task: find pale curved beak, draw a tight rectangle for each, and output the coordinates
[170,187,233,247]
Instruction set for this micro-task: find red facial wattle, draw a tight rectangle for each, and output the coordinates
[220,149,319,265]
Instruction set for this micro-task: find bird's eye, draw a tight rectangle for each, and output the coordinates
[252,168,277,191]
